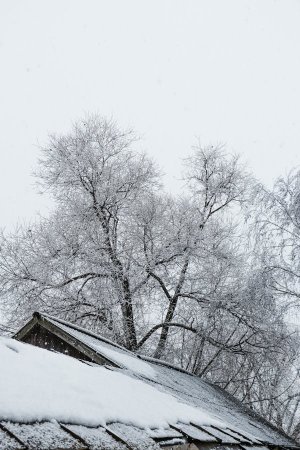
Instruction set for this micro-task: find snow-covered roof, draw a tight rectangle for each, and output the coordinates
[0,337,254,450]
[5,312,299,450]
[0,336,220,428]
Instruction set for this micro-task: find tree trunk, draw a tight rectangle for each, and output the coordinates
[121,276,137,350]
[153,256,189,359]
[94,202,138,350]
[153,295,178,359]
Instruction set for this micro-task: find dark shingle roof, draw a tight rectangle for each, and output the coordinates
[10,312,300,450]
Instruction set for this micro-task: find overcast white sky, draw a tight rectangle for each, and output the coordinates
[0,0,300,228]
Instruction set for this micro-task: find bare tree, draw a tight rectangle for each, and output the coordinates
[253,170,300,309]
[1,116,299,438]
[137,145,251,358]
[0,116,160,350]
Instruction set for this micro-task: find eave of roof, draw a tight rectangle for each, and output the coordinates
[1,420,296,450]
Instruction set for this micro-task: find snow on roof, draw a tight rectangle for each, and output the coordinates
[10,313,300,448]
[0,336,222,430]
[39,314,300,448]
[141,359,300,447]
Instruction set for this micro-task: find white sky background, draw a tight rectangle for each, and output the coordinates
[0,0,300,229]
